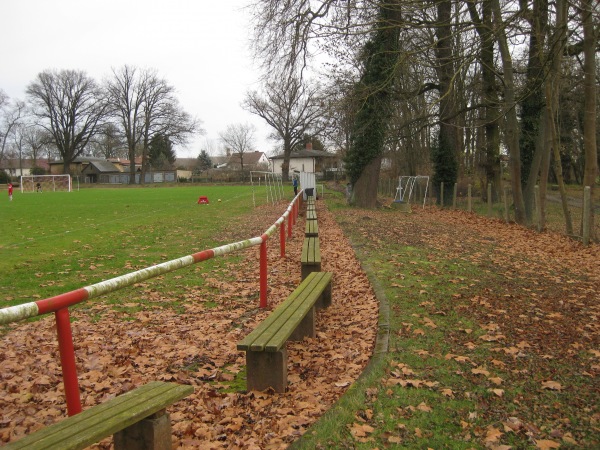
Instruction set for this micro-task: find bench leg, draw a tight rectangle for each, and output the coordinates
[289,306,315,340]
[316,280,332,309]
[114,409,172,450]
[246,348,287,393]
[301,262,321,280]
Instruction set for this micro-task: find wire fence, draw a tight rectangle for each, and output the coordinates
[378,177,599,243]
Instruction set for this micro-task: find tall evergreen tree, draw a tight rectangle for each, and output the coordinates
[196,150,213,172]
[148,133,175,169]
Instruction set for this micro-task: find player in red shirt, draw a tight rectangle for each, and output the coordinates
[8,182,13,201]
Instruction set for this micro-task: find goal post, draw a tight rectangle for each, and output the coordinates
[395,175,429,208]
[250,171,284,207]
[20,174,72,193]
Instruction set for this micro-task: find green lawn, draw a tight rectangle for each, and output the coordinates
[0,185,271,310]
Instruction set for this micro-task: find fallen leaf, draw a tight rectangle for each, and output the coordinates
[485,425,503,443]
[416,402,432,412]
[441,388,454,397]
[535,439,560,449]
[541,381,563,391]
[472,367,490,377]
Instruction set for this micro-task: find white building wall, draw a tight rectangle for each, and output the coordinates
[271,157,316,174]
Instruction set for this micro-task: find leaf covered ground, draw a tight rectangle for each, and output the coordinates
[0,199,378,449]
[1,196,599,449]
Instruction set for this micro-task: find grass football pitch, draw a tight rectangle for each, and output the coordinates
[0,185,272,311]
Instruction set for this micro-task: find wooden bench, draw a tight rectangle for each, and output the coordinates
[305,219,319,237]
[306,209,317,221]
[237,271,333,393]
[301,236,321,280]
[5,381,193,450]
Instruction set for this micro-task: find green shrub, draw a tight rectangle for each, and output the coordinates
[30,166,47,175]
[0,170,10,184]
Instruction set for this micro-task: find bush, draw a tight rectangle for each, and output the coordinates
[0,170,10,184]
[30,166,47,175]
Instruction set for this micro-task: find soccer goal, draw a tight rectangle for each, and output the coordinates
[20,174,72,193]
[250,171,284,207]
[394,175,429,208]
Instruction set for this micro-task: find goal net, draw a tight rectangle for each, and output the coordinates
[250,171,284,207]
[395,175,429,208]
[20,174,72,193]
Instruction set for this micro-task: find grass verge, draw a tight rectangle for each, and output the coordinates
[293,192,597,449]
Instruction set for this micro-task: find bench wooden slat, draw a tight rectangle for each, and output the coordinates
[305,220,318,237]
[265,274,332,352]
[237,272,333,352]
[306,209,317,221]
[301,236,320,264]
[5,381,193,450]
[237,273,326,352]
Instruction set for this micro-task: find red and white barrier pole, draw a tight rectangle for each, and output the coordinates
[259,235,268,308]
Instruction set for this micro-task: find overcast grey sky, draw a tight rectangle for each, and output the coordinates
[0,0,275,158]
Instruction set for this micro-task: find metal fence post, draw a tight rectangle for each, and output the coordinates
[55,308,82,416]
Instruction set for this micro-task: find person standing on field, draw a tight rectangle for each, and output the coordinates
[292,176,298,196]
[8,182,13,201]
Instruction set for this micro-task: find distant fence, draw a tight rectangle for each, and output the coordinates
[378,177,598,245]
[0,190,303,417]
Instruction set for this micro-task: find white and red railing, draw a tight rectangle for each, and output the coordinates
[0,191,303,416]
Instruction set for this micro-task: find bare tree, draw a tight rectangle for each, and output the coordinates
[0,92,27,162]
[243,75,323,180]
[88,122,127,159]
[106,66,149,183]
[26,69,109,174]
[22,123,52,164]
[219,123,256,171]
[139,74,197,182]
[107,66,199,184]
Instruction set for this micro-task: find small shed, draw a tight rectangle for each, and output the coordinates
[81,160,122,183]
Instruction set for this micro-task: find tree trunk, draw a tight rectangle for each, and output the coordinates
[432,0,458,206]
[580,0,598,240]
[281,137,292,182]
[538,118,552,231]
[467,0,501,202]
[519,0,548,188]
[351,155,382,209]
[492,0,526,224]
[523,112,548,223]
[547,85,573,235]
[346,0,401,208]
[544,0,573,235]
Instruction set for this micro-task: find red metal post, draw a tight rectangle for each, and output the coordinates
[292,200,297,226]
[259,238,268,308]
[287,213,293,239]
[55,308,82,416]
[280,221,286,258]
